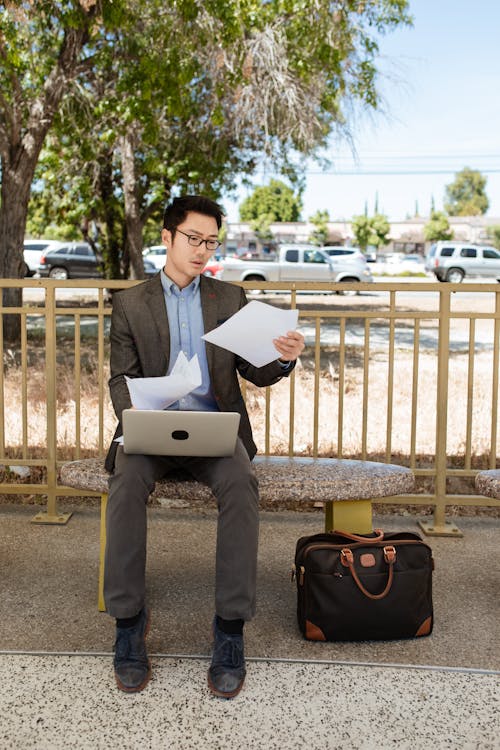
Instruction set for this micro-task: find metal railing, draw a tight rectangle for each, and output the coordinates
[1,277,499,534]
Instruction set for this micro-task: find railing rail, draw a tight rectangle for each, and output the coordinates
[1,278,499,533]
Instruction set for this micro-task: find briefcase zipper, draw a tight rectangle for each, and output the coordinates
[291,564,306,585]
[302,539,429,561]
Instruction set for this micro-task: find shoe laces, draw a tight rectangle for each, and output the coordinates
[213,631,244,670]
[114,626,147,664]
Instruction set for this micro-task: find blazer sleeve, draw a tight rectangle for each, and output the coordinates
[108,293,139,419]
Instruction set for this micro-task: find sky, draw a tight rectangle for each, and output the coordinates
[222,0,500,223]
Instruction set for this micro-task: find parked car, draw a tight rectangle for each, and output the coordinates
[425,242,500,282]
[322,246,367,263]
[380,253,425,274]
[398,254,426,273]
[143,245,223,278]
[202,256,224,278]
[38,242,157,279]
[221,244,373,294]
[142,245,166,269]
[23,239,66,276]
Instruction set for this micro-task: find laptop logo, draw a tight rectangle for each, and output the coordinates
[172,430,189,441]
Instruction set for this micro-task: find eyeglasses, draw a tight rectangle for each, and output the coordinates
[176,228,221,252]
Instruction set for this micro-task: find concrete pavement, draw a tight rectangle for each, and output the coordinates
[1,504,499,748]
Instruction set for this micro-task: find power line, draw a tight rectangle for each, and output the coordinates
[302,168,500,176]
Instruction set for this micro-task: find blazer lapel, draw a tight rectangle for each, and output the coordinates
[200,275,219,375]
[145,275,170,371]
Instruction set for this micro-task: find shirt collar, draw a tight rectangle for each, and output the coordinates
[160,267,200,297]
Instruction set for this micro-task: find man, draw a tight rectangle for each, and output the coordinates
[104,195,304,698]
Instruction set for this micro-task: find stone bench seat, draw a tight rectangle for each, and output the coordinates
[60,455,415,508]
[475,469,500,499]
[59,456,415,611]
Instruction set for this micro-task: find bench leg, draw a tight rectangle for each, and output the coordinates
[324,500,372,534]
[98,493,108,612]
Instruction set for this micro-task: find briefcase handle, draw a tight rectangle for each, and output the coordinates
[340,546,396,600]
[333,529,384,543]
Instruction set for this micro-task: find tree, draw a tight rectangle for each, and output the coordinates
[444,167,489,216]
[351,212,390,252]
[424,211,453,242]
[370,213,390,250]
[351,214,373,252]
[1,0,412,336]
[309,210,330,246]
[486,225,500,250]
[30,0,412,276]
[240,180,302,223]
[0,0,124,339]
[250,215,274,245]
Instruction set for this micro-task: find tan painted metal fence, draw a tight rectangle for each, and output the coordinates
[1,278,499,534]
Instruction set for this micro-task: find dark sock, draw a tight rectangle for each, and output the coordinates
[116,610,142,629]
[216,615,244,635]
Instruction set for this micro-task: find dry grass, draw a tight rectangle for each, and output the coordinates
[2,342,498,464]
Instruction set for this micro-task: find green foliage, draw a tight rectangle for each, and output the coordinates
[486,225,500,250]
[351,212,390,250]
[239,180,302,223]
[444,168,489,216]
[309,209,330,246]
[351,214,372,251]
[1,0,412,282]
[424,211,453,242]
[370,213,390,248]
[250,216,274,242]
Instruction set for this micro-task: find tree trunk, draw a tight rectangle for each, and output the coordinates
[120,132,146,280]
[97,155,123,279]
[0,160,35,341]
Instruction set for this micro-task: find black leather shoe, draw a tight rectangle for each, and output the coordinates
[113,608,151,693]
[208,619,246,699]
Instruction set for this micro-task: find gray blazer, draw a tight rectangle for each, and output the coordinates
[105,273,295,471]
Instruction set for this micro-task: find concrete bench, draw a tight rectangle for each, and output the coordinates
[60,456,415,611]
[475,469,500,499]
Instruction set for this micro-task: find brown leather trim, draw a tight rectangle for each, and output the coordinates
[332,529,384,542]
[415,616,433,637]
[305,620,327,641]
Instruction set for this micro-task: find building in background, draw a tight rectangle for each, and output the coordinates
[224,216,500,258]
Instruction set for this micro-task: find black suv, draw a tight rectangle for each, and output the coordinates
[38,242,157,279]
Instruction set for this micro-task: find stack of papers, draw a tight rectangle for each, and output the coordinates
[125,351,201,410]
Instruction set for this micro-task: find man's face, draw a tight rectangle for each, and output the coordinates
[161,211,218,288]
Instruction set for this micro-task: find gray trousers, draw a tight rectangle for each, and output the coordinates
[104,439,259,621]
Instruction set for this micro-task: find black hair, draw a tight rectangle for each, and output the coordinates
[162,195,224,235]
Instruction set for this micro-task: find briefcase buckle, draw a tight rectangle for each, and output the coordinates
[340,548,353,566]
[383,545,397,564]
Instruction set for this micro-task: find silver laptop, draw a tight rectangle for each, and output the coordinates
[122,409,241,457]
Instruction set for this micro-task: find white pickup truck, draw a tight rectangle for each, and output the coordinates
[221,245,373,291]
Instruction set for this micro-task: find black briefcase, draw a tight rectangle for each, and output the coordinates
[293,529,434,641]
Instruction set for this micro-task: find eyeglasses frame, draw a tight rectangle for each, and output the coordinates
[175,228,221,252]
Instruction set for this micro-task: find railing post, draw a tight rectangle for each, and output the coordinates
[418,286,462,537]
[32,284,71,524]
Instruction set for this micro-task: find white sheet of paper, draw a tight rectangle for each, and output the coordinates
[202,300,299,367]
[124,351,202,410]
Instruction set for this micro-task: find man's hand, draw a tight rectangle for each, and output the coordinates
[273,330,305,363]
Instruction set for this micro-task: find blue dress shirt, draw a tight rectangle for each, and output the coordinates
[160,269,219,412]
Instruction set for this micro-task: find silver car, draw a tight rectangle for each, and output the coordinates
[425,242,500,282]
